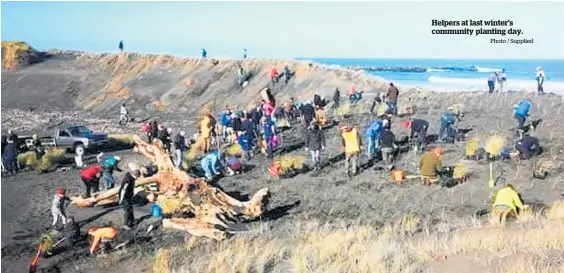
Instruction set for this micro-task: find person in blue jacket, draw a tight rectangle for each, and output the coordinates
[118,40,124,52]
[99,154,123,190]
[238,133,253,161]
[439,107,462,142]
[202,48,207,58]
[200,150,223,181]
[364,119,383,159]
[513,98,532,134]
[220,108,232,143]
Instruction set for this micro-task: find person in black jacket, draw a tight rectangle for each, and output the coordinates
[332,88,341,109]
[149,121,158,143]
[174,131,187,168]
[515,135,542,160]
[305,121,326,171]
[2,139,18,175]
[231,113,243,139]
[406,118,429,151]
[379,126,396,164]
[301,102,316,126]
[119,163,139,230]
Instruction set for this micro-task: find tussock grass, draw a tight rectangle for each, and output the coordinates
[492,253,564,273]
[465,136,481,156]
[275,155,306,173]
[223,144,243,157]
[109,134,135,144]
[485,135,508,156]
[153,248,172,273]
[166,200,564,273]
[17,148,66,173]
[159,198,183,215]
[545,200,564,220]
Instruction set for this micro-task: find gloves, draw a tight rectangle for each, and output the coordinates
[305,147,309,151]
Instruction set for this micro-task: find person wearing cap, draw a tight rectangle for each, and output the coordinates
[339,123,362,177]
[80,164,103,198]
[536,67,545,94]
[404,118,429,151]
[51,188,71,228]
[386,82,399,115]
[496,69,507,92]
[439,106,462,143]
[100,154,123,190]
[379,121,396,164]
[200,150,224,181]
[419,146,445,185]
[118,163,139,230]
[174,130,188,168]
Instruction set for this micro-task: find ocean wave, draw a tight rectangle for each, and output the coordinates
[427,76,564,93]
[348,65,478,73]
[474,66,502,73]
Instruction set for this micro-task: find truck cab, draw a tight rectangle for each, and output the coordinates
[54,125,109,154]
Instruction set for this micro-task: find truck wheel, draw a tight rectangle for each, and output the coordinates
[75,144,85,156]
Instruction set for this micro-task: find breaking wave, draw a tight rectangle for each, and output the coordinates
[474,66,502,73]
[427,76,564,93]
[347,65,479,73]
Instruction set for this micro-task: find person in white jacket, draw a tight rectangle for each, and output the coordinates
[51,187,71,227]
[119,103,129,125]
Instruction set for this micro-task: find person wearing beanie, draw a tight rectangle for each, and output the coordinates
[51,188,71,228]
[419,146,445,185]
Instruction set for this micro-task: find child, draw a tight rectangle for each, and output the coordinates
[51,188,71,228]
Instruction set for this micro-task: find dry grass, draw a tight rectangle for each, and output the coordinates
[223,144,243,157]
[465,136,481,156]
[276,155,307,173]
[109,134,135,144]
[153,100,167,111]
[165,200,564,273]
[492,253,564,273]
[1,41,32,70]
[485,135,508,156]
[17,148,66,173]
[153,248,172,273]
[545,200,564,220]
[159,198,183,215]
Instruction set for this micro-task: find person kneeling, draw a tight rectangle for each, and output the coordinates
[201,150,224,181]
[491,183,528,226]
[515,135,542,160]
[88,223,118,256]
[224,156,243,176]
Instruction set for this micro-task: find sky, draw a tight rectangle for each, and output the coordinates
[1,1,564,59]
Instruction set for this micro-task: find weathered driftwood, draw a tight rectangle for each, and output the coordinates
[73,135,270,240]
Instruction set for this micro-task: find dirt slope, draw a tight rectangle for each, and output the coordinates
[1,42,388,119]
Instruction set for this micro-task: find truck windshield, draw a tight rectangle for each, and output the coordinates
[70,126,91,135]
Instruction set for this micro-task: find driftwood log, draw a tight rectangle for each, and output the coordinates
[71,135,270,240]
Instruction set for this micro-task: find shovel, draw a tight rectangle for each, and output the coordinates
[488,162,495,188]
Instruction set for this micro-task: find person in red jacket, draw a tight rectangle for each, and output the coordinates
[270,66,279,86]
[80,164,103,198]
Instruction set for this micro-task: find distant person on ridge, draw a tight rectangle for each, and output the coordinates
[536,67,545,94]
[118,40,124,52]
[487,72,497,93]
[202,48,207,58]
[496,69,507,92]
[243,49,247,59]
[237,64,246,85]
[386,82,399,115]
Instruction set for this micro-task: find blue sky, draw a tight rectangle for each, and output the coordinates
[2,1,563,59]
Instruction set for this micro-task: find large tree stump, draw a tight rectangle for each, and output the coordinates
[72,135,270,241]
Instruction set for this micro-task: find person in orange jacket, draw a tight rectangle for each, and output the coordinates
[88,224,118,255]
[199,109,214,153]
[339,122,362,177]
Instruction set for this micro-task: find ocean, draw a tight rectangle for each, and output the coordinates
[304,59,564,94]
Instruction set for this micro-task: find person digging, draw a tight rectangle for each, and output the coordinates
[491,183,528,226]
[419,146,445,186]
[339,122,362,178]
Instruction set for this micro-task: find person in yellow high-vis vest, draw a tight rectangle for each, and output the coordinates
[339,123,362,177]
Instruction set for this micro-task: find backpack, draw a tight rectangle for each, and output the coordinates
[101,156,117,169]
[441,112,456,126]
